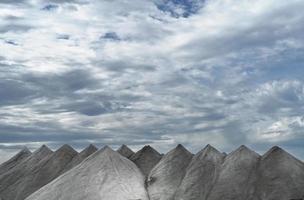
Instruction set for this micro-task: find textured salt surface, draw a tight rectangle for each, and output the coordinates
[1,144,304,200]
[256,146,304,200]
[175,144,224,200]
[117,144,134,158]
[207,145,261,200]
[130,145,162,176]
[0,145,53,200]
[147,144,193,200]
[63,144,97,173]
[26,146,149,200]
[0,147,31,176]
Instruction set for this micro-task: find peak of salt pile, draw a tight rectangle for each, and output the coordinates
[0,147,31,175]
[11,144,78,199]
[256,146,304,200]
[0,145,54,200]
[63,144,97,172]
[207,145,260,200]
[130,145,162,176]
[175,144,224,200]
[26,146,149,200]
[33,144,53,156]
[117,144,134,158]
[147,144,193,200]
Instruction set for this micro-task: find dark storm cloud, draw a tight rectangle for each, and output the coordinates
[0,0,27,5]
[0,67,140,117]
[56,34,70,40]
[41,4,59,11]
[100,32,120,41]
[0,79,37,106]
[43,0,89,4]
[0,24,33,33]
[3,15,24,21]
[0,68,97,104]
[59,101,127,116]
[4,40,19,46]
[93,60,156,72]
[22,69,99,96]
[0,124,101,143]
[0,144,27,150]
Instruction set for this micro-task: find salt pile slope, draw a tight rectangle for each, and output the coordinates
[26,146,149,200]
[0,147,31,175]
[0,145,53,200]
[175,144,224,200]
[256,146,304,200]
[63,144,97,172]
[130,145,162,176]
[207,145,260,200]
[147,144,193,200]
[117,144,134,158]
[6,144,77,200]
[13,144,78,199]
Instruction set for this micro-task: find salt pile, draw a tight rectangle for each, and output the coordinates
[117,144,134,158]
[147,144,193,200]
[0,144,303,200]
[256,146,304,200]
[207,145,260,200]
[0,145,53,200]
[63,144,97,172]
[0,147,31,175]
[175,144,224,200]
[25,146,149,200]
[130,145,162,176]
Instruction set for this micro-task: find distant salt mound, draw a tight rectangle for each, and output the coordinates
[12,144,78,199]
[63,144,97,172]
[207,145,260,200]
[147,144,193,200]
[130,145,162,176]
[117,144,134,158]
[0,147,31,175]
[175,144,225,200]
[25,146,149,200]
[0,145,53,200]
[256,146,304,200]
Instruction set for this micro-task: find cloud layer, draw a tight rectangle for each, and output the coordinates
[0,0,304,162]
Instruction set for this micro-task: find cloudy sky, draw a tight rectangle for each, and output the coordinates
[0,0,304,163]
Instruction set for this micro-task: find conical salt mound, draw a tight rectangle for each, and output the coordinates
[0,145,53,200]
[0,147,31,175]
[130,145,162,176]
[147,144,193,200]
[175,144,225,200]
[2,144,77,200]
[63,144,97,172]
[256,146,304,200]
[25,146,149,200]
[207,145,260,200]
[117,144,134,158]
[32,144,53,158]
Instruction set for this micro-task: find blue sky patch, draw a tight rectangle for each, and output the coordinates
[155,0,205,18]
